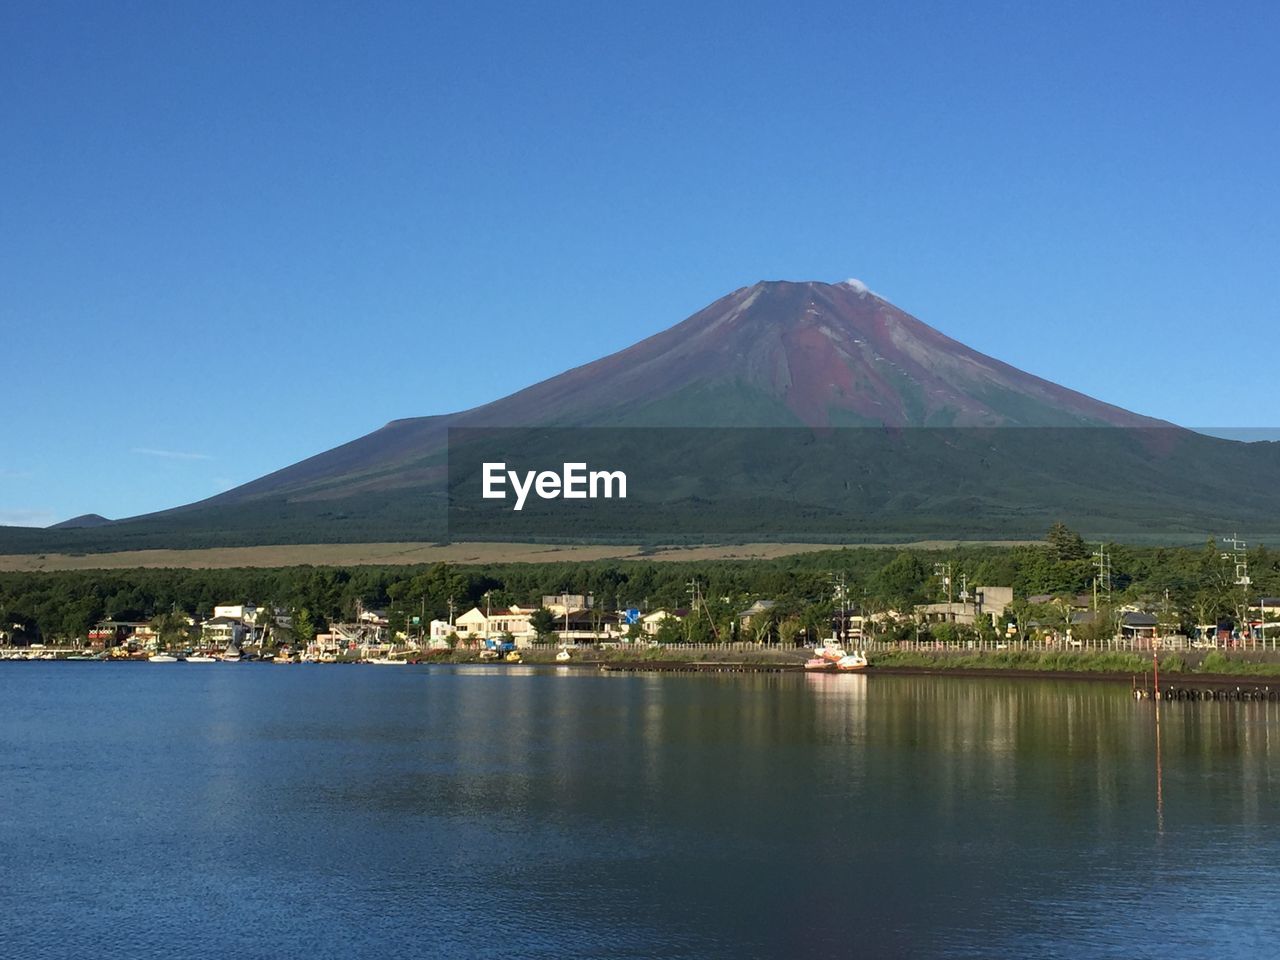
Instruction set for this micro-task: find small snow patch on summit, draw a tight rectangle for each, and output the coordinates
[839,278,873,297]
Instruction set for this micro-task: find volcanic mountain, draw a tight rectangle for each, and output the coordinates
[10,279,1280,551]
[185,279,1165,507]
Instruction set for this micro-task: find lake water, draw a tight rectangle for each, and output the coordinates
[2,663,1279,959]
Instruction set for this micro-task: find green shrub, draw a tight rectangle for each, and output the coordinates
[1200,651,1230,674]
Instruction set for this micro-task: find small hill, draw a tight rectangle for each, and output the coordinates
[47,514,113,529]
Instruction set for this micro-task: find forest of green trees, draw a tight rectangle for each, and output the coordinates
[2,526,1277,645]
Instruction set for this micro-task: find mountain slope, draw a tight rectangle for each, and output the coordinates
[183,279,1167,508]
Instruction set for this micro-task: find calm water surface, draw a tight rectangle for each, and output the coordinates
[2,663,1278,959]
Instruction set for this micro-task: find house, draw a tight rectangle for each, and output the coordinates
[447,601,621,646]
[201,616,247,649]
[213,603,258,623]
[87,620,154,649]
[554,608,620,643]
[453,606,539,645]
[641,609,688,637]
[1025,593,1092,610]
[358,608,389,628]
[1119,611,1158,640]
[915,586,1013,628]
[542,594,594,616]
[738,600,777,626]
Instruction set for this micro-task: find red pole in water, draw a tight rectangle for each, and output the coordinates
[1153,640,1160,700]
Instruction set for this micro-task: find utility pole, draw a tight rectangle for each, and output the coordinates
[1093,545,1112,611]
[933,563,953,621]
[686,578,708,643]
[1223,534,1252,644]
[831,572,849,642]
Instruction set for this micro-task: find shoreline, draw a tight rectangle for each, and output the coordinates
[9,649,1280,689]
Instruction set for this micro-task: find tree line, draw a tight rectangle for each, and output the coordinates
[3,525,1279,645]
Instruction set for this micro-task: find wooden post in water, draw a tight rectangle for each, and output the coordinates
[1153,639,1161,701]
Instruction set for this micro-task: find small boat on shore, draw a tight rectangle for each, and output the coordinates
[186,654,217,663]
[149,654,178,663]
[836,652,869,672]
[813,638,849,662]
[555,648,572,662]
[504,650,522,663]
[368,656,406,665]
[804,657,834,671]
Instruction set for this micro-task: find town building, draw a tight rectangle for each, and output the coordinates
[915,586,1013,627]
[641,609,687,636]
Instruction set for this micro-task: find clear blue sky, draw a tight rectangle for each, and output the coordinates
[3,1,1278,526]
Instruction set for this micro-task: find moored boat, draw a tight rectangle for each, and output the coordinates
[149,654,178,663]
[186,654,217,663]
[804,657,834,671]
[835,652,869,672]
[813,638,848,662]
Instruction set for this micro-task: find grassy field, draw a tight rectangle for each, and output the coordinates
[0,539,1037,572]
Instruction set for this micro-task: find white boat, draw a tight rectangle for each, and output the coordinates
[555,648,572,662]
[220,652,241,662]
[835,651,869,672]
[813,638,848,662]
[186,655,217,663]
[368,656,407,665]
[149,654,178,663]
